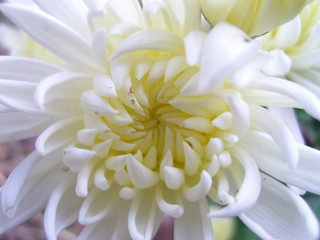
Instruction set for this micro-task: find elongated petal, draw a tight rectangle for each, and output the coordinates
[174,199,213,240]
[44,176,83,240]
[242,131,320,194]
[209,147,260,217]
[36,117,82,156]
[110,29,184,60]
[240,174,319,240]
[78,199,130,240]
[251,105,298,169]
[34,72,92,110]
[0,4,103,72]
[252,76,320,120]
[0,112,49,143]
[199,22,260,91]
[32,0,91,41]
[0,56,64,82]
[127,154,159,189]
[0,80,38,113]
[128,190,163,240]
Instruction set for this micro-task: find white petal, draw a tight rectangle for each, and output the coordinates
[36,117,82,156]
[209,147,261,217]
[183,141,201,176]
[32,0,91,41]
[0,112,49,143]
[274,16,301,49]
[80,90,119,116]
[262,49,291,77]
[184,30,207,66]
[79,186,118,225]
[268,107,304,144]
[92,28,107,63]
[62,147,96,172]
[0,167,66,234]
[229,94,250,137]
[128,190,163,240]
[1,151,41,215]
[1,4,103,72]
[110,29,184,60]
[93,73,117,97]
[0,80,38,113]
[127,154,159,189]
[242,132,320,194]
[252,76,320,120]
[174,199,213,240]
[0,56,64,82]
[78,199,130,240]
[199,22,260,91]
[164,166,185,190]
[34,71,92,110]
[44,176,83,240]
[240,174,319,240]
[155,185,184,218]
[182,170,212,202]
[251,105,299,169]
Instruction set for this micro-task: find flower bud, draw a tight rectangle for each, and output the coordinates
[200,0,314,36]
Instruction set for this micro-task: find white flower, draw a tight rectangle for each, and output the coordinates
[0,1,320,240]
[199,0,314,36]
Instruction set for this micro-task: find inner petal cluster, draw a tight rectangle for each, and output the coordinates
[65,52,241,209]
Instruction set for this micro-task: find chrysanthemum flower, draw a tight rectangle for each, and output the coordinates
[262,0,320,98]
[0,1,320,239]
[199,0,314,36]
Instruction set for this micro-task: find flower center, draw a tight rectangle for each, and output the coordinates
[66,53,238,203]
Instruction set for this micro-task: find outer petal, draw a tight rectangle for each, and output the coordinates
[240,174,319,240]
[199,22,260,90]
[44,175,83,240]
[35,116,82,156]
[0,112,50,143]
[242,131,320,194]
[128,189,163,240]
[0,4,103,73]
[78,198,131,240]
[174,199,213,240]
[32,0,91,41]
[0,56,64,82]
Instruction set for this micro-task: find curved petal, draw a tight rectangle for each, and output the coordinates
[44,175,83,240]
[251,105,299,169]
[240,174,319,240]
[174,199,213,240]
[35,116,82,156]
[242,131,320,194]
[209,147,261,217]
[32,0,91,41]
[34,71,92,110]
[0,4,103,73]
[78,198,131,240]
[128,189,163,240]
[0,56,64,82]
[251,76,320,120]
[199,22,260,91]
[0,112,50,143]
[110,29,184,60]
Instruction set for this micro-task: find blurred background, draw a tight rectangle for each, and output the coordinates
[1,7,320,240]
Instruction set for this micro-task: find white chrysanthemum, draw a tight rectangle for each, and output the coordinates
[0,1,320,240]
[262,0,320,98]
[199,0,314,36]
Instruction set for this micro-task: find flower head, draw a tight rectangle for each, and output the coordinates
[0,1,320,240]
[200,0,314,36]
